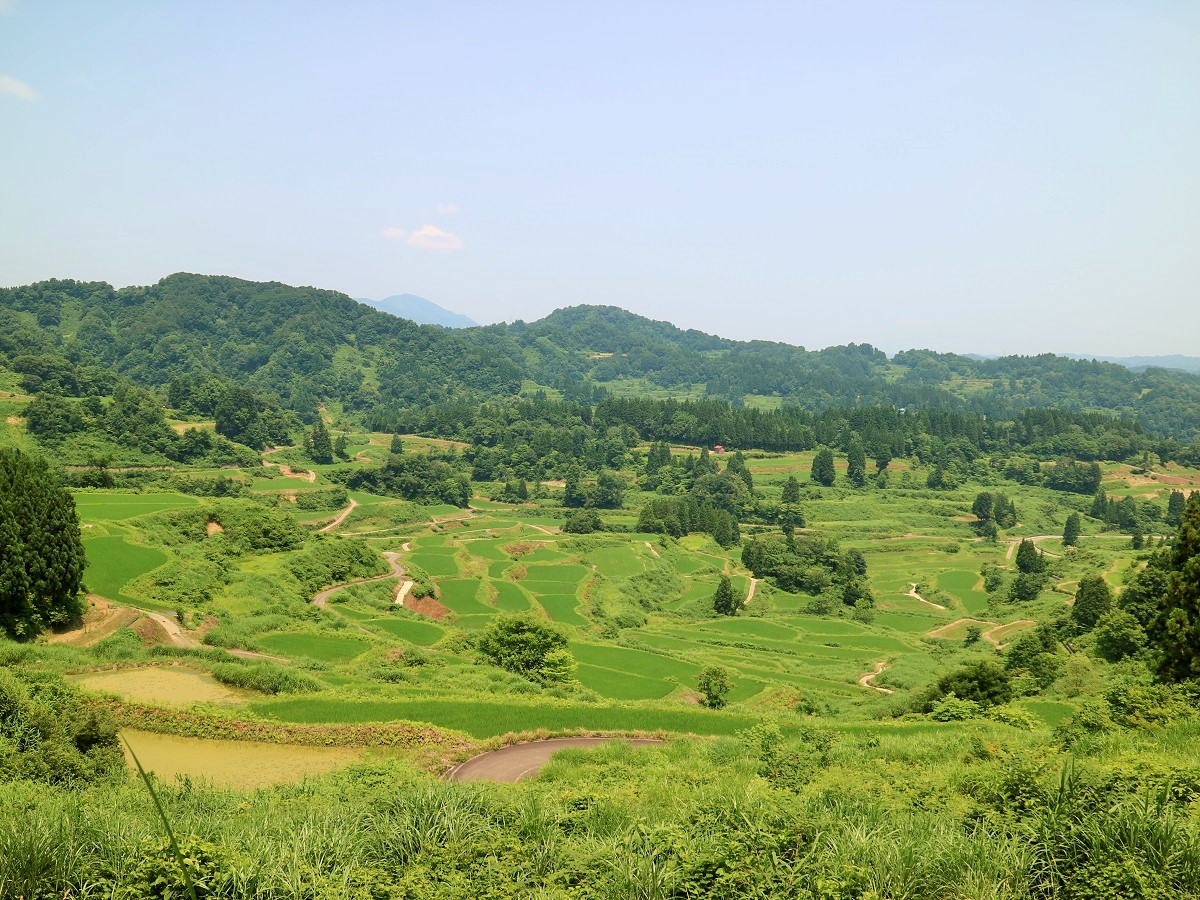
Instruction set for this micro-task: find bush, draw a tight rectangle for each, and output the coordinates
[208,662,322,694]
[930,693,981,721]
[0,669,123,786]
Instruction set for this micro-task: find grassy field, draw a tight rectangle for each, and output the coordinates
[43,435,1193,768]
[82,536,168,603]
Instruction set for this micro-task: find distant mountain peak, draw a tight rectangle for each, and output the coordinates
[357,293,478,328]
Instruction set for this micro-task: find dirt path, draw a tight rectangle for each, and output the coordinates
[143,611,202,648]
[261,450,317,483]
[924,617,1035,648]
[744,577,759,606]
[312,551,406,608]
[394,579,414,606]
[46,597,140,646]
[644,541,660,558]
[906,583,946,610]
[983,619,1036,648]
[317,498,358,533]
[858,661,893,695]
[525,522,559,536]
[444,737,664,783]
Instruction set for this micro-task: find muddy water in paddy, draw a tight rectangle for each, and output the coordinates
[120,729,363,789]
[75,666,252,706]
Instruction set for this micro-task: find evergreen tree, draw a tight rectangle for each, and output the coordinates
[725,450,753,491]
[0,448,86,638]
[563,468,587,508]
[1063,513,1081,547]
[1015,539,1044,574]
[1167,490,1186,528]
[308,420,333,464]
[389,433,404,455]
[875,451,892,473]
[1090,488,1109,521]
[811,448,835,487]
[1131,527,1145,550]
[333,433,350,460]
[846,437,866,487]
[1072,574,1113,630]
[712,574,739,616]
[781,476,800,504]
[972,492,994,521]
[1151,495,1200,682]
[993,494,1018,528]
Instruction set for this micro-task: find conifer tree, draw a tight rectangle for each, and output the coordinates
[0,448,86,638]
[308,420,333,464]
[563,468,587,508]
[846,437,866,487]
[1167,490,1186,528]
[1015,539,1044,574]
[1152,495,1200,682]
[811,448,835,487]
[781,476,800,504]
[389,433,404,455]
[1072,574,1112,630]
[1063,513,1081,547]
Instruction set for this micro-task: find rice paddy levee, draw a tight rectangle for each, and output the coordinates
[444,736,665,783]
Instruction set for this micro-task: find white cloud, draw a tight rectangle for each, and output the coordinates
[383,224,464,250]
[0,75,35,101]
[434,202,460,215]
[407,224,464,249]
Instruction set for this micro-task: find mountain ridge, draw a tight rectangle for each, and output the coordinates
[1,273,1197,442]
[356,293,478,328]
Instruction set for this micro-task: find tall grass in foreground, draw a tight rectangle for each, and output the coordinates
[3,732,1200,898]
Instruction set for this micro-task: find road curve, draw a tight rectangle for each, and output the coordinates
[444,737,664,783]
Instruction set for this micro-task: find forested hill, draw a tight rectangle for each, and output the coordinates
[3,273,1199,443]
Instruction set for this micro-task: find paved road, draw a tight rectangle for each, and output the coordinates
[444,737,664,783]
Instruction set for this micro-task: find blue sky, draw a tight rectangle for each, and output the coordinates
[2,1,1198,355]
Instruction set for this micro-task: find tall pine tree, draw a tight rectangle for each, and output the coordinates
[1153,495,1200,682]
[811,448,835,487]
[0,448,86,638]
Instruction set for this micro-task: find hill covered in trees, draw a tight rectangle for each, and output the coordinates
[3,273,1199,457]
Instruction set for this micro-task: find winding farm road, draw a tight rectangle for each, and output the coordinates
[312,551,408,608]
[906,583,946,610]
[744,577,760,606]
[317,498,358,533]
[858,661,893,694]
[444,737,664,783]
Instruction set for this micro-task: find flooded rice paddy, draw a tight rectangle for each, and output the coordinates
[75,666,252,706]
[120,729,363,788]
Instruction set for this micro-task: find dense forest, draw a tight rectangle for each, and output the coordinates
[3,274,1199,453]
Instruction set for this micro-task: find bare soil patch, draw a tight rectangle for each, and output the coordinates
[407,594,452,620]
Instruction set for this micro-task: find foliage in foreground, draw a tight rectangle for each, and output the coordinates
[3,722,1200,899]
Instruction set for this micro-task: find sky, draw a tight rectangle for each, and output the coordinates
[2,1,1198,356]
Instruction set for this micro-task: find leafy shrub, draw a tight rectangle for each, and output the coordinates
[0,669,123,786]
[929,693,981,721]
[208,661,322,694]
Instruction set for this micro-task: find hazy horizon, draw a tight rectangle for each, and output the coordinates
[2,2,1198,356]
